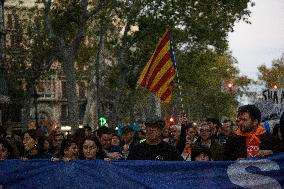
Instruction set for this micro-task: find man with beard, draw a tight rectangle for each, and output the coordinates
[224,105,279,160]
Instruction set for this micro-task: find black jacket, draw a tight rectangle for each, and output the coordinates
[127,141,183,161]
[224,132,279,160]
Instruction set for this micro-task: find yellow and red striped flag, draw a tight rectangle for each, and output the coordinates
[137,31,176,103]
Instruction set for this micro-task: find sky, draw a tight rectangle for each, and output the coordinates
[228,0,284,80]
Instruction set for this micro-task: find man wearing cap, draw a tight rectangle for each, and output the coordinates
[127,120,183,161]
[224,104,279,160]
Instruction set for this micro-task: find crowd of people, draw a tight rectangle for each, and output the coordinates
[0,105,284,162]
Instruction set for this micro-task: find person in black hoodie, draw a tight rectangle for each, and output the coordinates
[273,112,284,151]
[127,119,183,161]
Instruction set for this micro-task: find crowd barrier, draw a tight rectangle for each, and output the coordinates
[1,153,284,189]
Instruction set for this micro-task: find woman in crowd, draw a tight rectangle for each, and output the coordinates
[60,139,79,161]
[80,137,106,160]
[111,134,121,147]
[0,139,15,160]
[21,129,52,159]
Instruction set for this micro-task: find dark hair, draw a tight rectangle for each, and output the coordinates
[22,129,45,154]
[60,139,77,156]
[80,137,105,159]
[0,126,7,139]
[206,118,222,129]
[72,128,85,149]
[145,119,165,129]
[280,112,284,127]
[273,123,284,143]
[191,145,211,161]
[238,105,261,123]
[185,122,193,131]
[122,126,134,135]
[97,126,113,137]
[0,139,15,159]
[84,126,92,131]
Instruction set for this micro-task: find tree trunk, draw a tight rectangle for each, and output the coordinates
[0,0,4,61]
[83,18,106,128]
[62,48,79,129]
[21,83,35,130]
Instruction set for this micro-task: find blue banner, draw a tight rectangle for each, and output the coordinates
[1,153,284,189]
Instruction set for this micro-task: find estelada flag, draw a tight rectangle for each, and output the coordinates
[137,31,177,103]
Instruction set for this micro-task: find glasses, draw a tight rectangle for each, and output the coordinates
[200,129,211,133]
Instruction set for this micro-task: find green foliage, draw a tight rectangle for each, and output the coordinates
[97,0,254,120]
[174,50,251,119]
[3,0,255,123]
[257,53,284,88]
[3,5,54,102]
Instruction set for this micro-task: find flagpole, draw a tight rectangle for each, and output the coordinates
[175,68,185,114]
[169,31,185,115]
[154,95,162,118]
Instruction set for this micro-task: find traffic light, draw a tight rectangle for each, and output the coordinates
[167,115,175,126]
[226,82,234,91]
[99,116,107,127]
[273,84,278,90]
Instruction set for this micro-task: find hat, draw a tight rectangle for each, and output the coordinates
[122,126,134,135]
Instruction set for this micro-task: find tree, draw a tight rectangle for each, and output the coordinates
[175,49,252,119]
[41,0,101,129]
[100,0,254,121]
[257,53,284,89]
[2,3,54,128]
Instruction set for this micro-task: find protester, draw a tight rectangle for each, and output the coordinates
[60,139,78,161]
[0,126,7,140]
[21,129,52,159]
[127,119,183,161]
[218,120,234,144]
[0,139,15,160]
[206,118,222,140]
[191,145,211,161]
[111,134,121,147]
[193,122,224,160]
[80,137,105,160]
[97,126,122,160]
[49,132,64,158]
[43,137,52,155]
[224,105,280,160]
[84,126,93,138]
[181,125,197,161]
[121,126,139,159]
[273,113,284,151]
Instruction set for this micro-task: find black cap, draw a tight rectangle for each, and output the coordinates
[145,117,165,128]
